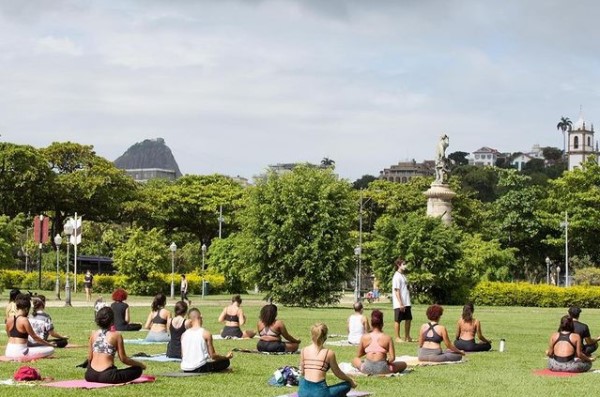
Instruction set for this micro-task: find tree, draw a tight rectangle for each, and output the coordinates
[240,166,356,306]
[320,157,335,168]
[0,215,21,268]
[207,233,253,293]
[542,147,564,163]
[452,165,499,202]
[556,116,572,154]
[448,151,469,168]
[112,227,169,294]
[352,175,378,190]
[0,143,53,217]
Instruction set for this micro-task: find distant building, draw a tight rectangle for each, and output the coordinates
[469,147,501,167]
[230,175,250,187]
[124,168,177,183]
[379,160,435,183]
[510,144,546,171]
[568,114,600,170]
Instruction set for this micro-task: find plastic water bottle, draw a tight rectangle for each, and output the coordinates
[499,339,506,352]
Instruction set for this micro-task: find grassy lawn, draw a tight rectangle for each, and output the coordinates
[0,292,596,396]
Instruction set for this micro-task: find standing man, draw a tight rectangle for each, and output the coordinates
[392,257,412,342]
[569,306,599,356]
[180,274,191,305]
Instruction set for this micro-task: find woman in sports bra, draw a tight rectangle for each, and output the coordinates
[418,305,464,362]
[546,315,593,372]
[166,301,191,359]
[218,295,255,339]
[143,293,171,342]
[86,306,146,384]
[352,310,407,375]
[5,294,54,359]
[455,303,492,352]
[298,323,357,397]
[256,304,301,353]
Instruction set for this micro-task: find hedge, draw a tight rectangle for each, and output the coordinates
[470,281,600,308]
[0,270,225,296]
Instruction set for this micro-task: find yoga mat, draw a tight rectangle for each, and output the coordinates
[325,340,359,347]
[0,355,53,363]
[133,354,181,362]
[40,375,156,389]
[232,348,299,355]
[533,368,581,377]
[124,339,168,345]
[160,368,232,377]
[338,362,412,377]
[212,335,242,340]
[42,375,155,388]
[276,391,371,397]
[395,355,465,366]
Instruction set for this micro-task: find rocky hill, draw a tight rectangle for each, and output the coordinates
[114,138,182,177]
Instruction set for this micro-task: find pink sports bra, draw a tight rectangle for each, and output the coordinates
[365,332,387,353]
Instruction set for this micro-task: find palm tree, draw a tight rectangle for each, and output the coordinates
[556,116,572,155]
[320,157,335,168]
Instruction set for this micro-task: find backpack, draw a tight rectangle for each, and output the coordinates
[14,366,41,381]
[268,366,300,387]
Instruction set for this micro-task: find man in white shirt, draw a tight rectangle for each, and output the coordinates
[392,258,412,342]
[181,308,233,372]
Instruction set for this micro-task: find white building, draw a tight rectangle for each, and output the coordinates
[568,114,600,170]
[510,153,536,171]
[469,147,500,167]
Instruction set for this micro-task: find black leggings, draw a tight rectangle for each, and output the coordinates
[116,323,142,332]
[184,359,230,373]
[584,344,598,356]
[257,340,286,353]
[85,365,143,384]
[455,339,491,352]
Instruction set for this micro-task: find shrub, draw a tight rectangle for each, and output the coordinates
[573,267,600,286]
[470,281,600,307]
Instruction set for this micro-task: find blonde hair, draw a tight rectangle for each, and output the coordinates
[311,322,328,347]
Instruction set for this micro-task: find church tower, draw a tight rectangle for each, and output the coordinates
[568,111,600,170]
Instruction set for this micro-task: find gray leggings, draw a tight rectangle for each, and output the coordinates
[418,347,462,362]
[548,358,592,373]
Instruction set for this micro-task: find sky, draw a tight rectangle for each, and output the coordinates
[1,0,600,180]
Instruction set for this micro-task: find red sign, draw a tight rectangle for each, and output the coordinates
[33,215,49,244]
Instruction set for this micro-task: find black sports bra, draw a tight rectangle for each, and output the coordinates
[152,310,167,325]
[9,316,28,339]
[224,313,239,322]
[423,322,443,344]
[552,332,577,362]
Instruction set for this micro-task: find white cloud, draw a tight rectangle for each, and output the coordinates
[35,36,82,56]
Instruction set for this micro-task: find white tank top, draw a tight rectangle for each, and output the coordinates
[180,327,209,371]
[348,314,365,344]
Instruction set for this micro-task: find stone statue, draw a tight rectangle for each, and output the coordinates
[434,134,450,184]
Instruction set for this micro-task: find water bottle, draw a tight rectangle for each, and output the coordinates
[499,339,506,352]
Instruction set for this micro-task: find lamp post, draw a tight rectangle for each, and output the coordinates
[560,212,569,287]
[169,242,177,299]
[201,243,207,299]
[63,222,73,307]
[545,257,551,285]
[354,246,361,302]
[218,205,224,239]
[54,234,62,300]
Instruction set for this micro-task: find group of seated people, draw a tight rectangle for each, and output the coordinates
[546,306,598,373]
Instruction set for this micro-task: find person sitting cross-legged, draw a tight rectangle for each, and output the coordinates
[454,303,491,352]
[546,315,594,373]
[181,308,233,373]
[418,305,464,363]
[298,323,357,397]
[347,302,370,345]
[166,301,191,359]
[28,295,69,348]
[256,304,301,353]
[568,306,599,357]
[5,294,55,359]
[85,307,146,384]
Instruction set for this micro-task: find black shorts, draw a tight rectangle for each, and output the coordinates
[394,306,413,322]
[257,340,286,353]
[221,326,243,339]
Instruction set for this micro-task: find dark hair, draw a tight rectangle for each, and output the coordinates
[426,304,444,322]
[394,257,405,268]
[32,295,46,311]
[15,294,31,313]
[174,301,188,316]
[232,295,242,305]
[353,302,363,312]
[559,315,574,332]
[371,309,384,329]
[151,293,167,312]
[180,274,186,279]
[112,288,128,302]
[96,307,114,329]
[568,307,582,319]
[462,303,474,322]
[9,289,21,302]
[260,304,278,327]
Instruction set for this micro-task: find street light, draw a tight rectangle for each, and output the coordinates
[169,242,177,299]
[54,234,62,300]
[560,212,569,287]
[354,246,361,302]
[63,222,74,307]
[201,243,207,299]
[218,205,224,238]
[545,257,551,285]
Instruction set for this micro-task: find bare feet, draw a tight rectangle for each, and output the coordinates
[395,337,404,343]
[404,337,414,342]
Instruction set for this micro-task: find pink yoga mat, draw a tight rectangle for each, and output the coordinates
[42,375,156,388]
[533,369,580,377]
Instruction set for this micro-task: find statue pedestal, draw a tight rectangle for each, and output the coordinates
[424,183,456,225]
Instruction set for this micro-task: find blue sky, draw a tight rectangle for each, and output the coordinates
[1,0,598,180]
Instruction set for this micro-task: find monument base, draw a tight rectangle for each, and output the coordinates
[424,183,456,225]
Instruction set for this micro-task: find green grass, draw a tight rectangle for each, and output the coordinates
[0,293,596,396]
